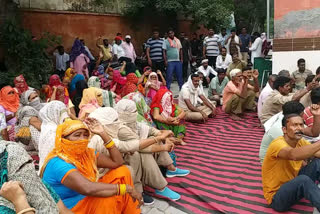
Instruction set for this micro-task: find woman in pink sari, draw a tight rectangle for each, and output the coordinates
[70,39,90,80]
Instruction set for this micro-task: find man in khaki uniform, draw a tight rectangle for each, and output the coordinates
[260,76,317,125]
[292,58,313,90]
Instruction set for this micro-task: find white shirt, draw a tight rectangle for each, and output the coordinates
[198,65,217,77]
[218,33,229,47]
[257,82,273,118]
[54,52,69,71]
[249,37,263,65]
[216,54,232,70]
[178,86,204,110]
[112,43,125,59]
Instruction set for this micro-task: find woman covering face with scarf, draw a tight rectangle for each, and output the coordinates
[120,73,138,98]
[14,75,33,96]
[150,88,186,142]
[47,75,77,120]
[145,71,166,103]
[115,100,190,200]
[0,86,20,141]
[87,76,117,108]
[40,119,142,214]
[69,39,90,80]
[38,101,70,170]
[78,88,103,120]
[16,90,46,156]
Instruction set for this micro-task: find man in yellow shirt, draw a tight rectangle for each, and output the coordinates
[262,112,320,212]
[96,37,113,62]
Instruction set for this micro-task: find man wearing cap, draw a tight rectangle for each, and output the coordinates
[198,59,217,87]
[112,36,126,62]
[122,35,137,63]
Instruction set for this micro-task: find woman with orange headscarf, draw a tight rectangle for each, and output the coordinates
[78,88,103,120]
[40,119,142,214]
[0,86,20,141]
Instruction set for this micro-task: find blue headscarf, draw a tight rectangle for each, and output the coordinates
[69,74,85,93]
[69,39,89,62]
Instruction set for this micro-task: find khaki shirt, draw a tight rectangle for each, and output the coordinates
[227,60,248,78]
[300,91,312,108]
[260,90,294,124]
[292,69,313,90]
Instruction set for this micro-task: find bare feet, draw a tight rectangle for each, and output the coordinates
[230,114,242,121]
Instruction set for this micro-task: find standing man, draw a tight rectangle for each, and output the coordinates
[122,35,137,64]
[225,29,241,58]
[180,32,192,82]
[203,28,221,68]
[146,28,165,73]
[218,28,228,48]
[292,58,313,90]
[53,45,69,79]
[163,29,183,90]
[112,36,126,62]
[190,33,200,57]
[96,37,113,62]
[239,27,251,63]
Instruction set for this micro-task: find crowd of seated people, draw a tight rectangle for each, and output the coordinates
[2,25,320,214]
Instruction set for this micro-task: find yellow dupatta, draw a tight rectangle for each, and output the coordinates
[40,120,98,182]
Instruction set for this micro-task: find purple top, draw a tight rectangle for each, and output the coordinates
[0,105,17,127]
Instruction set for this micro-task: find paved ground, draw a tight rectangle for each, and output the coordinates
[141,198,187,214]
[140,81,193,214]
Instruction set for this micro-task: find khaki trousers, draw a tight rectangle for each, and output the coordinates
[240,52,249,63]
[209,95,221,105]
[185,101,216,122]
[124,151,172,192]
[225,90,256,115]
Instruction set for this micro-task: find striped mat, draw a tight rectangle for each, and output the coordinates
[165,108,313,214]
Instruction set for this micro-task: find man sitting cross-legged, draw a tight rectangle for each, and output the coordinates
[222,68,258,120]
[178,73,216,123]
[262,113,320,212]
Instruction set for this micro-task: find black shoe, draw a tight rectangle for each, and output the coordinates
[143,193,154,206]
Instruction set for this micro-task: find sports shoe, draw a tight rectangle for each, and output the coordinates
[142,193,154,206]
[155,187,181,201]
[166,168,190,178]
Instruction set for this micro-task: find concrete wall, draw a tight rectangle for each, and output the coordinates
[21,10,194,56]
[273,0,320,74]
[18,0,126,14]
[274,0,320,39]
[273,51,320,74]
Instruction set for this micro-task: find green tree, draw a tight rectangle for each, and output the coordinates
[187,0,234,29]
[0,18,61,89]
[233,0,266,33]
[124,0,234,29]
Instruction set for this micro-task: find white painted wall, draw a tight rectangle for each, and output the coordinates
[272,51,320,74]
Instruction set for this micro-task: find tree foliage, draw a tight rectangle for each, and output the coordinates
[124,0,234,29]
[233,0,266,33]
[187,0,234,29]
[0,18,61,89]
